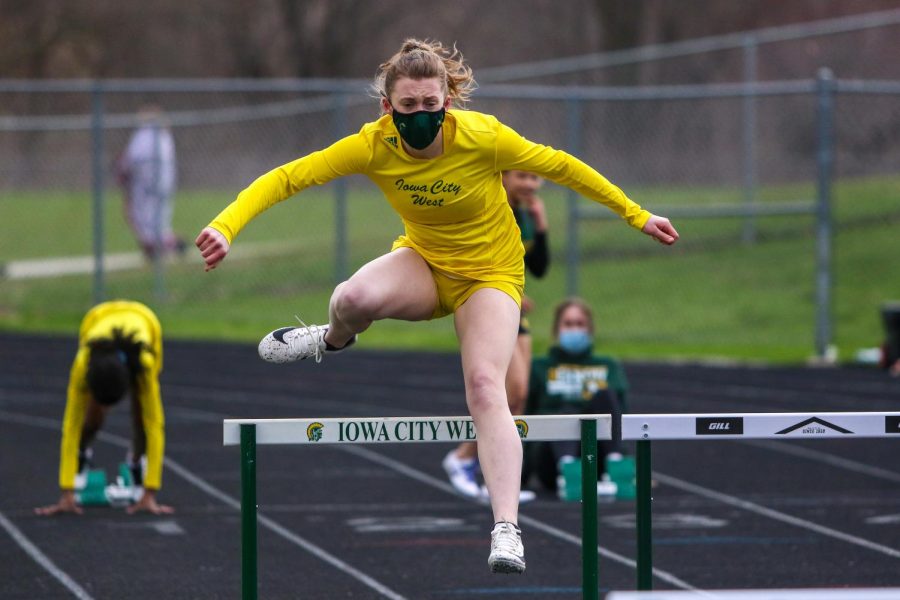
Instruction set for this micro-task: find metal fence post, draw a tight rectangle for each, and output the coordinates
[240,424,258,600]
[565,98,583,297]
[741,35,759,244]
[90,82,106,305]
[333,93,349,285]
[580,418,599,600]
[814,68,835,360]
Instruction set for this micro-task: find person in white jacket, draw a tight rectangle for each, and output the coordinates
[115,106,184,259]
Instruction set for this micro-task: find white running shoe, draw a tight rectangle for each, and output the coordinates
[258,321,355,364]
[488,521,526,574]
[597,473,618,497]
[442,450,481,498]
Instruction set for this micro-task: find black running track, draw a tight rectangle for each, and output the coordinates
[1,332,899,599]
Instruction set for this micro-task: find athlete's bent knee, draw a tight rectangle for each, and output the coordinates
[465,369,506,414]
[332,281,381,321]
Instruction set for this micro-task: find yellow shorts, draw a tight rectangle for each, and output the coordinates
[430,269,523,319]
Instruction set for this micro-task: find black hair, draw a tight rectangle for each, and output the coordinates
[86,328,145,406]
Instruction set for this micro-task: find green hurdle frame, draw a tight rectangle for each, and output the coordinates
[226,414,611,600]
[635,439,652,591]
[230,410,900,597]
[625,411,900,592]
[240,424,257,600]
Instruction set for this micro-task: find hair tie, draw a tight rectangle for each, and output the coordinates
[117,350,128,364]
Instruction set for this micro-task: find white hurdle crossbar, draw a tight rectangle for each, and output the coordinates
[620,411,900,592]
[623,412,900,441]
[223,413,612,445]
[224,414,613,600]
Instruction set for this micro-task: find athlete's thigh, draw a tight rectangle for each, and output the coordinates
[454,287,520,378]
[346,247,437,321]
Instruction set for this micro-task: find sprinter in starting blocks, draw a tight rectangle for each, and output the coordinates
[34,300,173,516]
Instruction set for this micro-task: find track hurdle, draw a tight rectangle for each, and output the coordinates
[223,413,613,600]
[622,411,900,591]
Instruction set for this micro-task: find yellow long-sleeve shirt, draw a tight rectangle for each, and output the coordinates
[59,301,165,490]
[209,109,650,284]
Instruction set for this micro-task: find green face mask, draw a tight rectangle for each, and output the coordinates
[391,107,446,150]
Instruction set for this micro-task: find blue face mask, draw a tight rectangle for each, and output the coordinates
[558,329,592,355]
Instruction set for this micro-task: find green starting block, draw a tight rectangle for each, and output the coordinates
[75,463,138,507]
[607,455,637,500]
[558,454,637,502]
[75,469,109,506]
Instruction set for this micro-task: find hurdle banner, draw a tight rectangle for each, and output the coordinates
[224,414,613,600]
[623,412,900,440]
[622,412,900,592]
[223,414,610,445]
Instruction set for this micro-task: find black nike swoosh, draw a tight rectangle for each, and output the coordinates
[271,327,295,344]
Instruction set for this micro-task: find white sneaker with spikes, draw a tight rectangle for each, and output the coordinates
[258,319,355,364]
[488,521,526,574]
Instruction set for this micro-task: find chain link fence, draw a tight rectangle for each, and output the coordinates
[478,8,900,85]
[2,13,899,361]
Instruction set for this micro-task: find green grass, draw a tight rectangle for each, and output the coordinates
[1,175,898,363]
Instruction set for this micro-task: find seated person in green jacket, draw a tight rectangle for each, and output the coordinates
[524,297,628,495]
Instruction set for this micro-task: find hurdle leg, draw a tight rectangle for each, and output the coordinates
[580,418,599,600]
[636,440,652,590]
[240,424,258,600]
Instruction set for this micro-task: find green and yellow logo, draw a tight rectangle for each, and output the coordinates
[514,419,529,439]
[306,422,324,442]
[385,135,398,148]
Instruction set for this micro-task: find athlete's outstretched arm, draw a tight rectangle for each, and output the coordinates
[196,133,371,271]
[496,123,679,245]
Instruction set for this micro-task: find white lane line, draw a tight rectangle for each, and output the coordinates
[106,520,186,536]
[0,410,67,428]
[739,439,900,485]
[340,445,700,592]
[0,410,407,600]
[0,510,95,600]
[161,458,407,600]
[653,471,900,559]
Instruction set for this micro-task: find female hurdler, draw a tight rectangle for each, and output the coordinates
[196,39,679,574]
